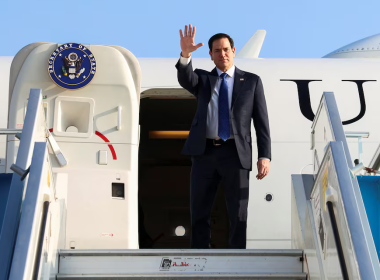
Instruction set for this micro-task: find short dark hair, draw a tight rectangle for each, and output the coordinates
[208,33,234,51]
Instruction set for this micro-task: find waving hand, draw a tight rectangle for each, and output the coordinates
[180,24,204,58]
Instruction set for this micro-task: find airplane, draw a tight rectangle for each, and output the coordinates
[0,30,380,279]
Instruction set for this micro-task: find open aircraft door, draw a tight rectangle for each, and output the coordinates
[6,42,141,250]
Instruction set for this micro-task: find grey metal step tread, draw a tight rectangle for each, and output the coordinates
[57,272,308,279]
[59,254,303,276]
[59,249,303,257]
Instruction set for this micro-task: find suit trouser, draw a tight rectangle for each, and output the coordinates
[190,140,250,249]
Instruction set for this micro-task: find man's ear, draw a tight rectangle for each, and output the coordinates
[209,50,213,60]
[232,47,236,57]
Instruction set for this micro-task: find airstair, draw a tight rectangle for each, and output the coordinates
[1,43,380,280]
[0,92,307,278]
[291,92,380,279]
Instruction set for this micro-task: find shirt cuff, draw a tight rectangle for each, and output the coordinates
[179,53,191,65]
[259,157,270,162]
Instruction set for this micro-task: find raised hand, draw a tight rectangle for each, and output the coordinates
[179,24,204,58]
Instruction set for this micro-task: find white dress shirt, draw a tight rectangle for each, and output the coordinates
[180,55,234,139]
[179,55,269,161]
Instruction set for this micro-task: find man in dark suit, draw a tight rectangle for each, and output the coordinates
[176,24,271,249]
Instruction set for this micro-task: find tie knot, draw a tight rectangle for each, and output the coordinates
[220,72,227,79]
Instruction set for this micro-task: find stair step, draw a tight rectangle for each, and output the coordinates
[59,249,304,277]
[59,249,303,257]
[57,272,308,279]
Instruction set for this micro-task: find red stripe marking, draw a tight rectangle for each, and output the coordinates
[95,130,117,160]
[108,144,117,160]
[49,129,117,160]
[95,130,110,142]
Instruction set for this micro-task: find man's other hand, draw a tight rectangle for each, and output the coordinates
[256,159,270,180]
[180,24,204,58]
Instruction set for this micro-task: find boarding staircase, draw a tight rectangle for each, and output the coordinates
[3,89,380,279]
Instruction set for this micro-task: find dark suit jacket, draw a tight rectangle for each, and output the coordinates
[175,59,271,170]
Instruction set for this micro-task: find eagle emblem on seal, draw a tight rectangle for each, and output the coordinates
[48,43,96,90]
[62,53,85,79]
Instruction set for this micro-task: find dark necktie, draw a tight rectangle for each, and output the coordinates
[218,72,230,141]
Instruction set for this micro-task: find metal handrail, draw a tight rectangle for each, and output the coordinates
[0,129,22,135]
[9,142,50,280]
[345,131,370,163]
[311,93,380,280]
[345,131,369,138]
[0,89,46,280]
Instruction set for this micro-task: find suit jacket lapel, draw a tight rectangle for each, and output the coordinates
[208,67,218,103]
[232,67,246,108]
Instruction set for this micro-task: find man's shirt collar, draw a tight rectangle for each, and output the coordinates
[216,65,235,78]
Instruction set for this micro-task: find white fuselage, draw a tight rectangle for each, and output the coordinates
[2,55,380,248]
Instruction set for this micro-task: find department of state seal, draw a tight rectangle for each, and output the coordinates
[48,43,96,90]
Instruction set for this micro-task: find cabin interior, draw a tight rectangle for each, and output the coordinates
[138,90,230,249]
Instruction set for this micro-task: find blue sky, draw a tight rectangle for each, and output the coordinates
[0,0,379,58]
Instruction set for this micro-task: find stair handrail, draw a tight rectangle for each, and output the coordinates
[0,89,47,280]
[0,129,23,135]
[311,92,380,279]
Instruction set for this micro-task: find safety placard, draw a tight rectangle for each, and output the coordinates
[159,257,207,271]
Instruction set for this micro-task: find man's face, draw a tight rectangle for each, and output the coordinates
[209,38,236,71]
